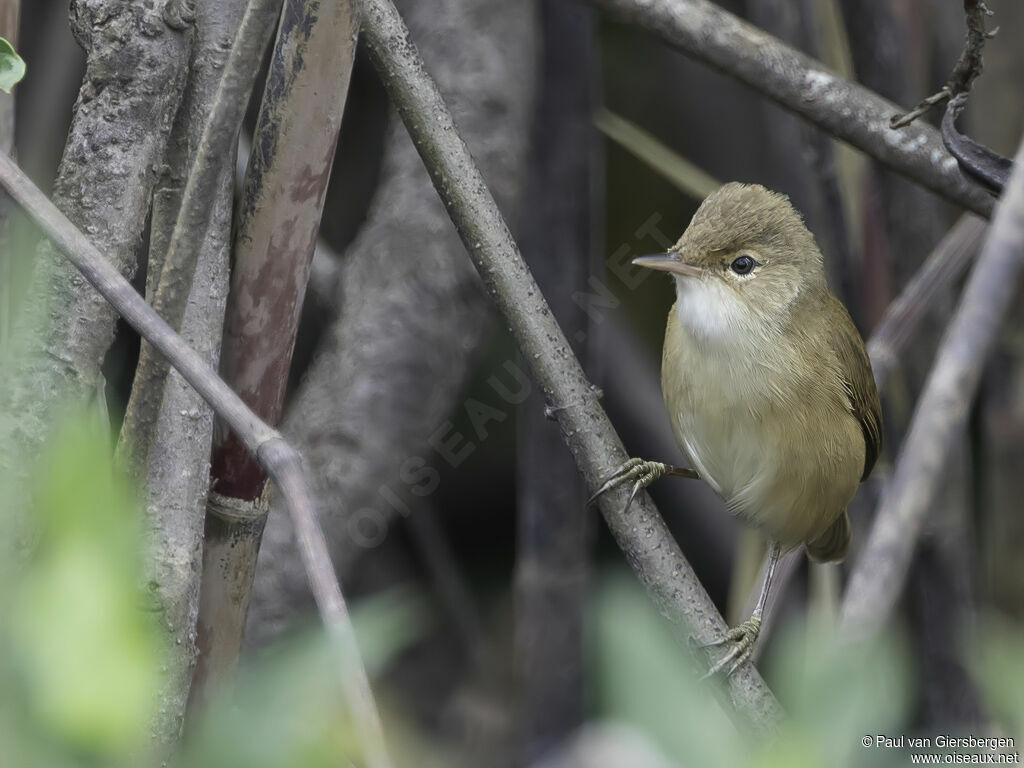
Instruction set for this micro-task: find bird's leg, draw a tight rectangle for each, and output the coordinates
[699,541,782,679]
[588,457,699,514]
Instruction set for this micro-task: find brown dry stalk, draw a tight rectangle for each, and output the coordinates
[190,0,360,710]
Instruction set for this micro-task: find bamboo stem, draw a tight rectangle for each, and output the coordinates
[190,0,359,708]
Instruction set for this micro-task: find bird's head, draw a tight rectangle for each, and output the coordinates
[634,183,827,342]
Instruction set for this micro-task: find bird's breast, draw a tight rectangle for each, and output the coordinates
[661,303,863,547]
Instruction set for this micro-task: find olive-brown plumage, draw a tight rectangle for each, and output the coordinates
[594,182,881,675]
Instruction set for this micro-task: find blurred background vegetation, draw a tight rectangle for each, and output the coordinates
[2,0,1024,766]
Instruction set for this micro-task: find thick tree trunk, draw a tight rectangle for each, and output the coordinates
[0,0,190,494]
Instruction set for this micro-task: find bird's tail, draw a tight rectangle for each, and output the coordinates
[806,510,850,563]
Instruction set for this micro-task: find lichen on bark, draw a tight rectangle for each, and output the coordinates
[0,0,191,482]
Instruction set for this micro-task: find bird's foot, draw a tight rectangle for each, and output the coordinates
[588,458,698,514]
[697,615,762,679]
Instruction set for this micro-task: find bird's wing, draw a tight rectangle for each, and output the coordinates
[827,296,883,481]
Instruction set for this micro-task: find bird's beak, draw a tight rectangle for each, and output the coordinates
[632,252,703,278]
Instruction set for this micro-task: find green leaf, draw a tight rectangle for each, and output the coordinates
[7,412,163,760]
[0,37,25,94]
[970,615,1024,739]
[181,633,363,768]
[590,571,743,768]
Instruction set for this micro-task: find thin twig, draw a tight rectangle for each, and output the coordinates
[355,0,783,736]
[840,134,1024,641]
[0,153,393,768]
[866,214,987,391]
[889,0,994,129]
[584,0,993,218]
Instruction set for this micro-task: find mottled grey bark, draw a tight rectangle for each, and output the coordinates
[114,0,250,747]
[514,1,593,762]
[0,0,190,488]
[246,0,536,643]
[0,150,390,768]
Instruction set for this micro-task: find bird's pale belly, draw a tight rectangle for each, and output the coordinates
[662,332,864,548]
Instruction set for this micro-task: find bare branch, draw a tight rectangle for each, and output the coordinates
[889,0,1011,193]
[584,0,994,218]
[867,214,987,391]
[191,0,359,707]
[115,0,254,745]
[354,0,783,735]
[840,135,1024,641]
[0,152,392,768]
[128,0,281,369]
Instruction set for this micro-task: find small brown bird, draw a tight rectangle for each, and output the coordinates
[594,183,881,675]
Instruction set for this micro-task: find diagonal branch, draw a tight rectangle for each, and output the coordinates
[583,0,994,218]
[840,134,1024,641]
[353,0,783,736]
[867,214,987,392]
[0,153,392,768]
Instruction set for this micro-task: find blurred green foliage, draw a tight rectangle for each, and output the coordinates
[3,412,162,764]
[4,410,1024,767]
[591,570,1023,768]
[0,410,399,768]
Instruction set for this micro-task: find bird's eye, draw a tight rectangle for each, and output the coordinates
[729,254,757,275]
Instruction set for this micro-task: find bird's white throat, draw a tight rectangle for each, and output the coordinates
[673,275,758,345]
